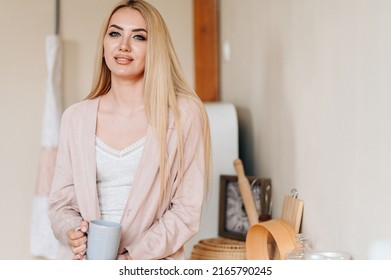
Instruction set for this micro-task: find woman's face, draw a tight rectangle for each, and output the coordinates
[103,7,147,81]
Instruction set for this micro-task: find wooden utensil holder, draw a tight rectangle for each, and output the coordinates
[246,189,304,260]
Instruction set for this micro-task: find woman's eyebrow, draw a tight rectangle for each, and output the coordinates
[109,24,147,33]
[132,28,148,33]
[109,24,123,30]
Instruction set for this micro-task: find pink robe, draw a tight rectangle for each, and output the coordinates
[48,96,207,259]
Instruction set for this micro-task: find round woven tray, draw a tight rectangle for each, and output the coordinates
[190,237,247,260]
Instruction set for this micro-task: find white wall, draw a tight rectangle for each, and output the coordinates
[221,0,391,259]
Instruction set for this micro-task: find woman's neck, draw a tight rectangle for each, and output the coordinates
[107,77,145,113]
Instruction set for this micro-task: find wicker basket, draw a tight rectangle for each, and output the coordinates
[190,237,247,260]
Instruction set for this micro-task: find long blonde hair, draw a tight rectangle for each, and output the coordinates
[86,0,211,203]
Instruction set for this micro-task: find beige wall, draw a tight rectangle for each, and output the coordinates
[2,0,391,260]
[221,0,391,259]
[1,0,52,260]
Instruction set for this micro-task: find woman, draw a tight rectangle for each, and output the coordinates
[48,0,211,260]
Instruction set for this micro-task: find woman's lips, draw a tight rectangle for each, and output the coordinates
[114,56,132,64]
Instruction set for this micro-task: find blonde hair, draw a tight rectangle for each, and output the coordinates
[86,0,211,203]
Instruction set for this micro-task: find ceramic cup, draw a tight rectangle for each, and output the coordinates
[86,220,122,260]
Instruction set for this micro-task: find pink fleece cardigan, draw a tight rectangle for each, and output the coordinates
[48,96,206,259]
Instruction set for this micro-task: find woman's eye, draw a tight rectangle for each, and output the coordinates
[109,31,121,37]
[133,35,146,41]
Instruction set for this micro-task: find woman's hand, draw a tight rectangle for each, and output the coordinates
[67,220,89,260]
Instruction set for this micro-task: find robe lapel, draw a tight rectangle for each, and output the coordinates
[82,97,101,220]
[119,119,175,249]
[121,125,160,220]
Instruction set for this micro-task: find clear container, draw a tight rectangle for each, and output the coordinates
[285,233,313,260]
[305,251,351,260]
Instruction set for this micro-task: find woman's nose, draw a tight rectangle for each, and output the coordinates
[119,38,131,52]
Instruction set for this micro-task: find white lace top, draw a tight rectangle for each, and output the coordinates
[95,137,145,223]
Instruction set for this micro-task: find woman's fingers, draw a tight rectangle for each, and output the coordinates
[79,220,89,233]
[67,227,87,255]
[67,221,90,259]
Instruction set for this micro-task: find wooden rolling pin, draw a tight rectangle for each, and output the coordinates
[233,159,259,226]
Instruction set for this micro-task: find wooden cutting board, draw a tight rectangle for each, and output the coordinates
[281,189,304,233]
[264,189,304,259]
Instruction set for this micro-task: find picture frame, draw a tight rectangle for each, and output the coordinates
[218,175,272,241]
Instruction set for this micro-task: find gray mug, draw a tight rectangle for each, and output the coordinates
[86,220,122,260]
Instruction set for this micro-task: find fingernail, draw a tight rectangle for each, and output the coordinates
[81,227,87,232]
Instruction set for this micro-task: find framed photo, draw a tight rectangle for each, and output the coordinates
[218,175,272,241]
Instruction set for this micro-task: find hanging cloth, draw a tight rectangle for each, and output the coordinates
[30,34,62,259]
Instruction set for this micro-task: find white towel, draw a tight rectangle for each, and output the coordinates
[30,34,62,259]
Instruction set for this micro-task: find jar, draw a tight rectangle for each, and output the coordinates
[285,233,313,260]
